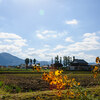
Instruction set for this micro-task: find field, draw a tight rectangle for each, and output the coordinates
[0,68,100,100]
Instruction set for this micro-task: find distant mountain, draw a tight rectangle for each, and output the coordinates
[37,61,51,66]
[0,52,51,66]
[0,52,24,66]
[88,62,96,65]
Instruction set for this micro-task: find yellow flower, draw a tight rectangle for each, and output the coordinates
[73,82,76,86]
[96,57,99,64]
[77,82,80,85]
[55,70,60,76]
[93,72,97,78]
[57,91,62,97]
[64,75,68,80]
[94,66,98,70]
[72,78,75,82]
[60,70,63,74]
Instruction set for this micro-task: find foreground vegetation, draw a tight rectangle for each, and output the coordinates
[0,68,100,99]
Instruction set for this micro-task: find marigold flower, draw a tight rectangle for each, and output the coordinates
[77,82,80,85]
[57,91,62,97]
[96,57,99,64]
[72,78,75,82]
[55,70,60,76]
[93,72,97,78]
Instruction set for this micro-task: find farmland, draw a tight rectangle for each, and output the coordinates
[0,69,100,100]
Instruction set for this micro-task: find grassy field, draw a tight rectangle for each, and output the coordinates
[0,69,100,100]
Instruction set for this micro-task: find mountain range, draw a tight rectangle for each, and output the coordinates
[0,52,50,66]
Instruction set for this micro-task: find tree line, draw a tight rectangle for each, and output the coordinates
[51,55,75,68]
[25,58,36,69]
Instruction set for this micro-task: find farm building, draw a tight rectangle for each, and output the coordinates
[69,59,90,70]
[42,65,49,69]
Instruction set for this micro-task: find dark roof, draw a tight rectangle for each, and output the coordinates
[72,59,88,64]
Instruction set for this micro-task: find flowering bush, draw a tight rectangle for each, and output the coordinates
[33,65,41,72]
[42,70,88,99]
[91,57,99,78]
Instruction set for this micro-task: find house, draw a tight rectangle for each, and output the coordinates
[42,65,49,69]
[69,59,90,70]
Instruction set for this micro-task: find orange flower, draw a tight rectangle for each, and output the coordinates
[93,72,97,78]
[77,82,80,85]
[96,57,99,63]
[57,91,62,97]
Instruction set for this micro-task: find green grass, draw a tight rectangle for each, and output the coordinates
[0,86,100,100]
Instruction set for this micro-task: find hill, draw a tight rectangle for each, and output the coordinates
[0,52,50,66]
[0,52,24,66]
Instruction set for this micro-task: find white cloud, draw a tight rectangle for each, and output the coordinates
[42,30,56,34]
[36,33,44,39]
[53,45,65,51]
[24,48,50,60]
[0,32,27,53]
[83,33,96,37]
[0,32,21,39]
[63,32,100,53]
[27,32,99,61]
[71,52,96,62]
[4,39,13,43]
[65,19,78,25]
[65,37,74,42]
[36,30,68,39]
[44,45,50,48]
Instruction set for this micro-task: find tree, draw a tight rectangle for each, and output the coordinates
[30,59,32,66]
[51,58,53,64]
[63,56,72,67]
[33,58,36,64]
[63,56,67,67]
[68,56,72,66]
[60,57,62,64]
[54,55,63,69]
[25,58,29,70]
[73,56,75,61]
[55,55,59,64]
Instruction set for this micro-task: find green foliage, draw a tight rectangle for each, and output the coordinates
[33,58,36,64]
[4,85,13,92]
[0,81,3,88]
[16,86,21,93]
[25,58,29,65]
[4,85,21,93]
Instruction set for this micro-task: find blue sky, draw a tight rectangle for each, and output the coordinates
[0,0,100,62]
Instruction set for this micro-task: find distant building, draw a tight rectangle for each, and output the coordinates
[0,66,6,69]
[42,65,49,69]
[19,64,26,69]
[69,59,90,70]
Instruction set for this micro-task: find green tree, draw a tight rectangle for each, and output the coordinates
[60,57,62,64]
[30,59,32,66]
[55,55,59,64]
[63,56,67,67]
[51,58,53,64]
[63,56,72,67]
[33,58,36,64]
[25,58,29,70]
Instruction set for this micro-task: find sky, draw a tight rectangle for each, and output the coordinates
[0,0,100,62]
